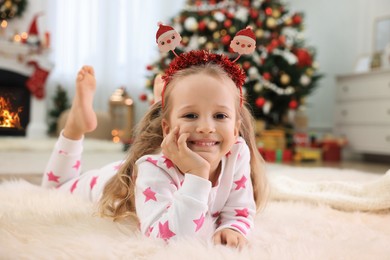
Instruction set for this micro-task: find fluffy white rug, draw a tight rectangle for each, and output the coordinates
[1,167,390,259]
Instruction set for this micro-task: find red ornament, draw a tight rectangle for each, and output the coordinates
[198,20,206,31]
[224,19,232,28]
[292,14,302,25]
[221,35,231,46]
[250,9,258,19]
[265,7,273,16]
[226,12,235,19]
[139,93,148,101]
[243,61,251,70]
[289,100,298,109]
[255,97,266,107]
[293,48,313,67]
[263,72,271,80]
[278,35,286,45]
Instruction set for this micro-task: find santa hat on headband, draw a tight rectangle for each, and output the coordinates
[156,22,175,43]
[235,26,256,43]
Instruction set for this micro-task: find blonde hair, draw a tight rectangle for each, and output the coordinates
[99,63,268,221]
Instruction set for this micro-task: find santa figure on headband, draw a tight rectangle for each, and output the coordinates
[230,26,256,55]
[156,22,182,54]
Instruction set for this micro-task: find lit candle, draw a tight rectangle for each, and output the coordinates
[0,20,7,37]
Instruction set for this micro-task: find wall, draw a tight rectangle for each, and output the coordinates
[288,0,390,133]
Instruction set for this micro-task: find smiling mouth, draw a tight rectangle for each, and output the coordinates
[188,141,220,147]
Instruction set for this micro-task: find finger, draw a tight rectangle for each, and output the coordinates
[177,133,190,152]
[213,232,222,245]
[161,126,179,154]
[226,235,238,249]
[236,236,247,251]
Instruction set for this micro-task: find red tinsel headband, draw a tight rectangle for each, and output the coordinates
[155,22,256,108]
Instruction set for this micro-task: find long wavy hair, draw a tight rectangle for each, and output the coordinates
[99,62,268,222]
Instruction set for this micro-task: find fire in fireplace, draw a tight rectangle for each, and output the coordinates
[0,70,30,136]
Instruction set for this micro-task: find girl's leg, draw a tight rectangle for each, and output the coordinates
[41,66,97,189]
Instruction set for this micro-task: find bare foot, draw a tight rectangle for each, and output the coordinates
[153,74,164,103]
[63,66,97,140]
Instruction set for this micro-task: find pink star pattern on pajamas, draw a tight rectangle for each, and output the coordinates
[70,180,79,193]
[47,171,60,183]
[225,151,232,157]
[90,176,98,190]
[234,175,247,190]
[162,156,174,169]
[235,208,249,217]
[158,221,175,240]
[143,187,157,202]
[212,211,220,218]
[72,160,81,171]
[146,157,158,166]
[193,213,205,232]
[58,150,68,155]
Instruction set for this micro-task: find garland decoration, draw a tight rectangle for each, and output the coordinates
[0,0,28,20]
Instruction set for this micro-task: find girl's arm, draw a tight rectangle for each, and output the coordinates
[135,156,212,240]
[215,141,256,238]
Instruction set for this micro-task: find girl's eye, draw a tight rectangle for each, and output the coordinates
[183,114,197,119]
[215,113,228,119]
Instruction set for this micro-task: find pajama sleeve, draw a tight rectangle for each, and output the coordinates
[215,141,256,237]
[135,157,212,240]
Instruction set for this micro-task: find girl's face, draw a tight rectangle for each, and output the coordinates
[162,72,240,168]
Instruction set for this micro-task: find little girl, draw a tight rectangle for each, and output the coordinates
[42,28,268,249]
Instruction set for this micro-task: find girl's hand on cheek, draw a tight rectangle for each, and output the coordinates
[161,126,210,179]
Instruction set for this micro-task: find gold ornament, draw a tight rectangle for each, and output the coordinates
[205,42,214,50]
[220,29,227,36]
[254,83,263,92]
[306,68,314,76]
[229,26,236,34]
[182,36,189,45]
[280,73,290,85]
[213,31,220,39]
[285,17,292,25]
[255,29,264,38]
[208,21,217,30]
[272,9,281,18]
[266,17,277,28]
[145,79,151,87]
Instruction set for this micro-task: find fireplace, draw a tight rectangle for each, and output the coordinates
[0,69,30,136]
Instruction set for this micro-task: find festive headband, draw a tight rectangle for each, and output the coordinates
[155,22,256,107]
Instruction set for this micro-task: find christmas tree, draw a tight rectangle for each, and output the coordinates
[144,0,322,127]
[47,85,70,135]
